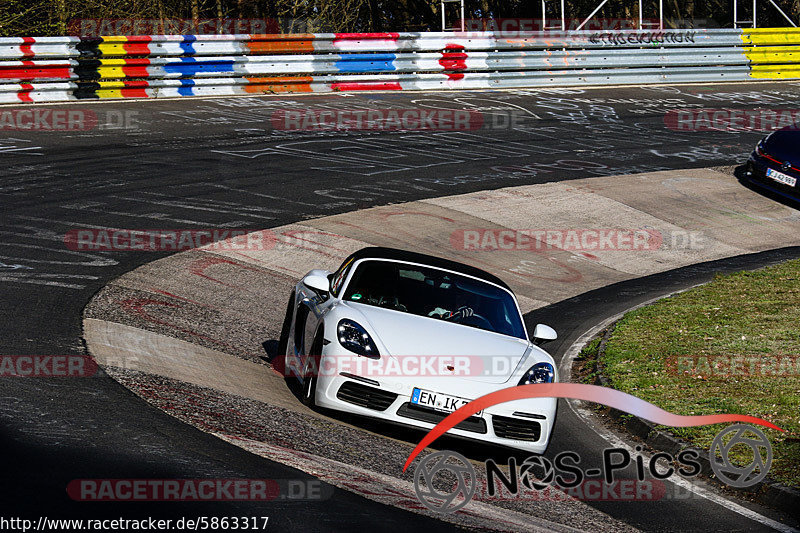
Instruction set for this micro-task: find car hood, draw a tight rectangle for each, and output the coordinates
[338,301,532,384]
[764,129,800,165]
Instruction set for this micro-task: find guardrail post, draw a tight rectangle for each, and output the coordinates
[441,0,465,31]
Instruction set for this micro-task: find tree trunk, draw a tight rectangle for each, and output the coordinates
[157,0,165,34]
[669,0,681,27]
[191,0,200,33]
[369,0,382,31]
[56,0,66,35]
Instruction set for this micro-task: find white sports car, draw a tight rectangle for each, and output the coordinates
[278,247,558,453]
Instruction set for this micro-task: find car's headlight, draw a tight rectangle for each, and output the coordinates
[337,319,380,358]
[757,132,776,155]
[518,362,555,385]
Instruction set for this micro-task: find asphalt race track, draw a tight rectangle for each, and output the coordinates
[2,82,800,531]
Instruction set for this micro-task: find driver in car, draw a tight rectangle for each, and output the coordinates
[428,305,474,320]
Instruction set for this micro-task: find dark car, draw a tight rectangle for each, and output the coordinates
[746,126,800,203]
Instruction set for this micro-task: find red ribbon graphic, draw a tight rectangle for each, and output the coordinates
[403,383,783,471]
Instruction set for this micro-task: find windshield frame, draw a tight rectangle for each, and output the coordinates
[336,257,528,341]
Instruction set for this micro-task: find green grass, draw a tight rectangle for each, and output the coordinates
[599,259,800,487]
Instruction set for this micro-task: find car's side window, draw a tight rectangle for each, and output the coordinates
[329,258,354,297]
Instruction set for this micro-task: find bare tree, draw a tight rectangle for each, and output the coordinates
[2,0,798,37]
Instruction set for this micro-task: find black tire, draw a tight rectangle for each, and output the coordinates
[277,291,295,357]
[301,330,323,407]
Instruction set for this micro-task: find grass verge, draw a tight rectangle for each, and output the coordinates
[599,258,800,488]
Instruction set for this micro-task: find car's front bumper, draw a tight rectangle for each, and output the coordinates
[314,350,557,454]
[746,152,800,203]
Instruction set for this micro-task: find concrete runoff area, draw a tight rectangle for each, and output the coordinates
[84,166,800,530]
[6,83,800,531]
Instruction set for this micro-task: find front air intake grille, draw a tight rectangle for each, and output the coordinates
[396,403,487,434]
[492,415,542,441]
[336,381,397,411]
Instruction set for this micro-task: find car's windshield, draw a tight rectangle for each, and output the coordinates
[341,260,526,339]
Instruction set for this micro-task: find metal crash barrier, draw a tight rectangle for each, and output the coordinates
[1,28,799,103]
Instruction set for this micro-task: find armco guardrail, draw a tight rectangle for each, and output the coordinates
[1,28,799,103]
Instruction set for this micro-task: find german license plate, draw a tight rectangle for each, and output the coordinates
[411,387,483,416]
[767,167,797,187]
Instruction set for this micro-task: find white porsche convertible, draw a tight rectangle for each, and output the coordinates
[278,247,558,453]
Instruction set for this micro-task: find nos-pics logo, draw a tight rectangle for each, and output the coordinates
[413,451,477,513]
[413,424,772,513]
[709,424,772,488]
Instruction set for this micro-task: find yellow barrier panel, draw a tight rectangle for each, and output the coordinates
[741,28,800,46]
[743,45,800,64]
[750,63,800,78]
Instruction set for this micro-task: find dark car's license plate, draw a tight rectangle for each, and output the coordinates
[767,167,797,187]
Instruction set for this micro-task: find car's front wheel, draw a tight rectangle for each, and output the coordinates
[277,291,295,357]
[301,330,323,407]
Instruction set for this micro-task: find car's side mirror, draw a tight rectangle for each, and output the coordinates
[303,274,330,298]
[532,324,557,345]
